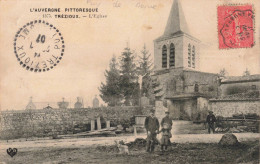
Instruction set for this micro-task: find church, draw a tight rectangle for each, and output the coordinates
[152,0,220,121]
[152,0,260,121]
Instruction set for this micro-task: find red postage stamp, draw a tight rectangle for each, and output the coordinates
[218,5,254,49]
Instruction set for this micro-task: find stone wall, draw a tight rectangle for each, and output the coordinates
[209,99,260,117]
[167,99,197,121]
[0,106,151,140]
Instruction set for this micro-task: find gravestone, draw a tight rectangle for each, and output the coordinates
[91,120,95,131]
[106,120,110,128]
[97,117,101,130]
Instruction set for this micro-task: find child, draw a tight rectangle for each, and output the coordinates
[158,123,172,152]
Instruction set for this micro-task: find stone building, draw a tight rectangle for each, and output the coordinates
[152,0,260,121]
[152,0,219,121]
[209,75,260,117]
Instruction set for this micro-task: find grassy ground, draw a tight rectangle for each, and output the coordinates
[1,141,258,164]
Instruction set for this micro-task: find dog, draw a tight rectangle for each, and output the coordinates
[114,140,129,155]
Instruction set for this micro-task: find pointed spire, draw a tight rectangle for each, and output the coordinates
[26,96,36,110]
[163,0,190,36]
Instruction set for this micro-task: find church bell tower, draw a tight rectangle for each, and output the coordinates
[154,0,200,71]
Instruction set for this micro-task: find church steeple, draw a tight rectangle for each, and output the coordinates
[163,0,190,36]
[153,0,200,71]
[26,96,36,110]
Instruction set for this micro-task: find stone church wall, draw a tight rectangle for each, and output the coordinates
[0,106,151,140]
[155,69,219,98]
[196,97,209,121]
[183,71,219,97]
[166,99,197,121]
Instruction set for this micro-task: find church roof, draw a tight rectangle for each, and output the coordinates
[155,0,192,41]
[164,0,190,35]
[26,97,36,110]
[26,101,36,110]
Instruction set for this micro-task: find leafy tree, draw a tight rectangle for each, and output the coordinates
[119,47,139,106]
[99,56,122,106]
[137,44,154,102]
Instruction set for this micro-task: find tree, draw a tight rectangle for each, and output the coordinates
[119,46,139,106]
[99,56,122,106]
[219,68,228,77]
[243,68,250,76]
[137,44,154,101]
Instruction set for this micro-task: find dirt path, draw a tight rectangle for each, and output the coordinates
[0,133,259,164]
[0,139,259,164]
[0,133,258,152]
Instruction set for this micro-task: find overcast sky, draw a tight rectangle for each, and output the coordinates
[0,0,259,110]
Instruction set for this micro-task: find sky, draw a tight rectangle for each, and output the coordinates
[0,0,259,110]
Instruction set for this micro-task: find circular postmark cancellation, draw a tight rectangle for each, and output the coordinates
[218,5,254,49]
[14,20,65,72]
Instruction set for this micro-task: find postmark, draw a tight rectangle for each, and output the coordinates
[218,5,254,49]
[14,20,65,72]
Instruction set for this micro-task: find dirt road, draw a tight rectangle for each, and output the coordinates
[0,133,259,164]
[0,133,259,151]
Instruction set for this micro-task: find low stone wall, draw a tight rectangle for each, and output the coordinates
[209,99,260,117]
[0,106,151,140]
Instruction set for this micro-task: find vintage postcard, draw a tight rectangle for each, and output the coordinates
[0,0,259,163]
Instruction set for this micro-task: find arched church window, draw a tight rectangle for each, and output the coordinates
[162,45,167,68]
[194,84,199,92]
[188,44,191,67]
[173,80,176,91]
[169,43,175,67]
[192,46,195,68]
